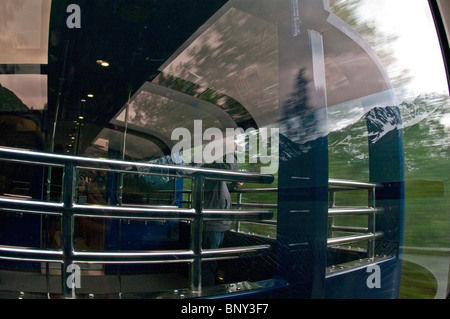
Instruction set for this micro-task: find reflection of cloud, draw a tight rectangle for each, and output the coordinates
[441,115,450,130]
[0,74,47,110]
[359,0,448,95]
[328,101,365,132]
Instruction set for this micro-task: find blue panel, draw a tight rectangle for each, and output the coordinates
[325,258,401,299]
[366,106,405,295]
[276,0,329,299]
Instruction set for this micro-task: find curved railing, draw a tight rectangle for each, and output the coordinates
[0,146,274,298]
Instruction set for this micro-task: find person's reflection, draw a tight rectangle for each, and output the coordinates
[76,170,106,250]
[201,142,242,286]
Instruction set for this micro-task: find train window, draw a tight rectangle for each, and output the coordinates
[0,0,448,300]
[329,0,449,299]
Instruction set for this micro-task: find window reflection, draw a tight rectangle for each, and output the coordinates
[157,6,279,128]
[0,74,47,111]
[0,0,51,64]
[0,0,447,298]
[330,0,450,299]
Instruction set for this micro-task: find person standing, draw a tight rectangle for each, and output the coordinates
[201,146,241,286]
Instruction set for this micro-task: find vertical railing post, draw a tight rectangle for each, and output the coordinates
[234,191,242,232]
[328,190,336,239]
[190,175,204,293]
[61,162,76,298]
[368,186,376,259]
[188,191,192,209]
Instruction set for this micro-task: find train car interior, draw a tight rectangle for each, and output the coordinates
[0,0,448,299]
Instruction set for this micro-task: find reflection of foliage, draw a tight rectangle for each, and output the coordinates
[282,69,309,117]
[158,6,278,127]
[400,93,450,172]
[329,93,450,179]
[399,260,438,299]
[281,69,329,145]
[328,115,369,180]
[329,0,449,252]
[329,0,412,87]
[127,90,169,130]
[155,73,257,129]
[329,92,450,250]
[0,83,30,112]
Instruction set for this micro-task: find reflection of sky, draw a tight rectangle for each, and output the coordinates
[329,0,449,132]
[327,99,364,132]
[359,0,448,95]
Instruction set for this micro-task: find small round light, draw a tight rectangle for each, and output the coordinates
[96,59,109,67]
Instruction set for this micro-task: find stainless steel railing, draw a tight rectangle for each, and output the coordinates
[328,178,384,259]
[185,179,384,261]
[0,146,274,298]
[231,188,278,233]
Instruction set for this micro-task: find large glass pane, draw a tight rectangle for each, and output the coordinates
[330,0,449,299]
[0,0,447,300]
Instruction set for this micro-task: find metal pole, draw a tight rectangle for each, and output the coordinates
[235,191,242,231]
[190,176,204,293]
[368,186,376,259]
[61,163,76,298]
[328,190,336,239]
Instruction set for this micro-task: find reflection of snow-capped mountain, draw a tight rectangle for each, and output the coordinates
[277,134,310,162]
[327,93,449,174]
[366,106,402,144]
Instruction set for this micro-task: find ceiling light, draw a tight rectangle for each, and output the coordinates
[87,94,94,98]
[96,59,109,67]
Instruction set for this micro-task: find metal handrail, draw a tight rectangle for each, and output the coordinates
[0,145,387,296]
[0,147,274,184]
[0,245,63,263]
[327,179,383,260]
[0,146,274,297]
[329,178,381,190]
[327,232,383,247]
[328,207,383,216]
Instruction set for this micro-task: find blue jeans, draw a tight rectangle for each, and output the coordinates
[202,231,225,286]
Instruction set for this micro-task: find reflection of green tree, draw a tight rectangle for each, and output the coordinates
[0,83,30,112]
[328,0,411,180]
[329,0,412,87]
[401,94,450,172]
[329,0,449,252]
[155,73,257,129]
[400,94,450,251]
[328,116,369,181]
[155,6,277,129]
[399,260,438,299]
[329,91,450,251]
